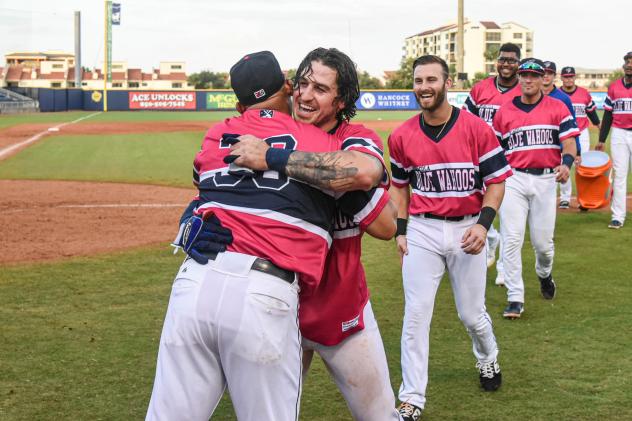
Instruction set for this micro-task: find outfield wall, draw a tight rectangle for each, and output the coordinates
[34,88,609,112]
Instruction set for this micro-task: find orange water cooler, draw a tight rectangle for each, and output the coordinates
[575,151,612,209]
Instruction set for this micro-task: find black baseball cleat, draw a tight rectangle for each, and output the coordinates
[476,360,502,391]
[503,301,524,319]
[558,200,570,209]
[398,402,423,421]
[539,275,556,300]
[608,220,623,229]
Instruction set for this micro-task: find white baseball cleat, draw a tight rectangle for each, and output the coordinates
[495,274,505,287]
[486,249,496,268]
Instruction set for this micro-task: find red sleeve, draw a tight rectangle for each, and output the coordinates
[387,131,409,188]
[358,188,390,231]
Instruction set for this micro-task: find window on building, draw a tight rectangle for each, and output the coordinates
[51,82,62,88]
[112,82,123,87]
[68,82,75,87]
[516,43,523,49]
[445,34,449,40]
[485,32,501,41]
[514,33,523,39]
[527,33,533,42]
[172,82,183,88]
[129,82,139,88]
[171,64,182,70]
[112,64,123,69]
[486,64,496,73]
[52,63,63,69]
[82,82,88,86]
[142,83,148,86]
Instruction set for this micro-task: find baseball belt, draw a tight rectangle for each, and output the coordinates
[200,251,296,284]
[421,212,480,222]
[514,167,554,175]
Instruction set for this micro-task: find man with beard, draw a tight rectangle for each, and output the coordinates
[596,52,632,229]
[390,55,512,420]
[463,42,522,285]
[177,48,401,420]
[559,65,601,208]
[493,59,579,319]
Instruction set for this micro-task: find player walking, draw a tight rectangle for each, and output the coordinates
[145,51,384,421]
[596,51,632,229]
[493,59,579,319]
[390,55,512,420]
[463,42,522,285]
[559,65,601,208]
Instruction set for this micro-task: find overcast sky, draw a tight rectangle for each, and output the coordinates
[0,0,629,77]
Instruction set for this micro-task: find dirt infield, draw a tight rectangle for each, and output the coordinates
[0,180,193,265]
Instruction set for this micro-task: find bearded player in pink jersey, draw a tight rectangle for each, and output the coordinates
[173,48,401,420]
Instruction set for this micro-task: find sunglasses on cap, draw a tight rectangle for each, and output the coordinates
[518,61,544,73]
[497,57,519,64]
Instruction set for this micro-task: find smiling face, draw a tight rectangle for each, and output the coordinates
[519,71,543,99]
[561,75,576,90]
[496,51,520,83]
[413,62,452,112]
[292,60,344,131]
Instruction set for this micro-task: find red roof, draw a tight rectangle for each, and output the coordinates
[141,73,153,81]
[40,71,67,80]
[157,72,187,81]
[6,65,25,81]
[111,71,126,80]
[480,21,500,29]
[408,23,457,38]
[128,68,142,80]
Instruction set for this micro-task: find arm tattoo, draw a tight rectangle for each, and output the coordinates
[284,151,359,189]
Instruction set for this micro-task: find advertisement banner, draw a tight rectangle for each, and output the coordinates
[206,92,238,110]
[356,91,470,111]
[589,91,607,110]
[129,92,196,110]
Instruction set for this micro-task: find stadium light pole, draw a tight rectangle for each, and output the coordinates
[456,0,464,89]
[103,0,108,112]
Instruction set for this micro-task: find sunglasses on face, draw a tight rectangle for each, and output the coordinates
[497,57,519,64]
[519,62,544,72]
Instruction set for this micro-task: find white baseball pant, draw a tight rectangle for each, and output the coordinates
[398,215,499,409]
[146,252,302,421]
[610,127,632,223]
[499,171,557,303]
[560,129,591,202]
[301,301,399,421]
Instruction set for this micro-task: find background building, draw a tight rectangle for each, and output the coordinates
[404,20,533,79]
[1,51,191,90]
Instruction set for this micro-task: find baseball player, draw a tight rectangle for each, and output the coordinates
[463,42,522,286]
[390,55,512,420]
[146,51,384,421]
[595,51,632,229]
[541,60,582,209]
[493,58,579,319]
[559,65,601,208]
[173,48,401,420]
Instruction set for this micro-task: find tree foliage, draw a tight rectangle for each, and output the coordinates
[608,69,624,85]
[188,71,230,89]
[357,70,384,89]
[472,72,489,85]
[385,57,416,89]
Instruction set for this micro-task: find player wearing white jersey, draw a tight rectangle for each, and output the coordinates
[493,59,579,319]
[390,55,512,421]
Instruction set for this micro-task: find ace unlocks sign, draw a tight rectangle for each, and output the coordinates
[129,92,196,109]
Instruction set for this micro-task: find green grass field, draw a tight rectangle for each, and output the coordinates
[1,110,632,420]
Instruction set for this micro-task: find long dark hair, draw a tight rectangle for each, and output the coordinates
[294,48,359,122]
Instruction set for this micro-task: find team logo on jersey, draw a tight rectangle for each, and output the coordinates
[254,88,266,99]
[259,109,274,118]
[504,127,556,150]
[411,167,479,194]
[612,99,632,113]
[341,314,360,332]
[478,104,501,124]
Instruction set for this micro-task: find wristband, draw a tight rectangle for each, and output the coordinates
[265,148,293,173]
[562,153,575,169]
[396,218,408,237]
[476,206,496,231]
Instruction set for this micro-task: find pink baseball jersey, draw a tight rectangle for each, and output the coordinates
[300,121,390,346]
[603,79,632,129]
[493,95,581,169]
[463,76,522,126]
[193,109,344,295]
[389,107,512,217]
[566,86,597,131]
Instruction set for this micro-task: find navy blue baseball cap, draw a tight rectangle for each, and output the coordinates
[624,51,632,60]
[542,60,557,73]
[230,51,285,106]
[517,58,545,76]
[561,66,576,76]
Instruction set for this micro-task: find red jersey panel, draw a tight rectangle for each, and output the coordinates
[299,122,390,346]
[493,95,581,169]
[603,79,632,129]
[566,86,597,131]
[463,76,521,126]
[389,108,512,217]
[193,109,342,295]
